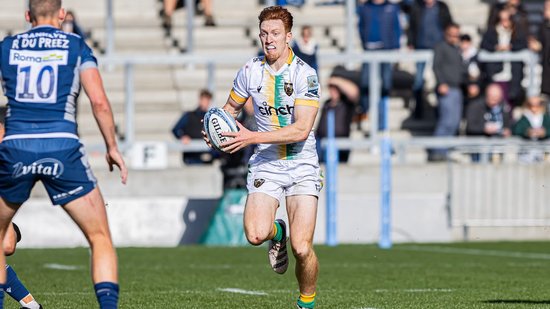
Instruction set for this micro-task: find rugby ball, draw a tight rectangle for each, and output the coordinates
[203,107,238,152]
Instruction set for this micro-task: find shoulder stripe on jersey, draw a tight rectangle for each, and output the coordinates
[80,61,97,71]
[3,132,79,140]
[286,48,295,65]
[295,99,319,108]
[230,89,247,105]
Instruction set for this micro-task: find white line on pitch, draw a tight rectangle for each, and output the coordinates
[217,288,268,296]
[43,263,83,271]
[398,245,550,260]
[375,288,453,293]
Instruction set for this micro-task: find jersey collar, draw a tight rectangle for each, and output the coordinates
[261,47,295,65]
[31,25,58,30]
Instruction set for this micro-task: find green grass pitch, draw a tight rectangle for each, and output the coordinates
[5,242,550,308]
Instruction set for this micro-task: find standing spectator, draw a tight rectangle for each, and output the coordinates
[62,10,87,39]
[407,0,453,119]
[460,34,481,107]
[172,89,215,164]
[357,0,402,128]
[428,23,467,162]
[292,25,319,72]
[465,83,512,138]
[316,76,359,163]
[487,0,529,36]
[531,0,550,96]
[513,95,550,162]
[480,8,528,107]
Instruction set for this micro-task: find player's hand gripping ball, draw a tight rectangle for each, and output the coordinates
[203,107,239,152]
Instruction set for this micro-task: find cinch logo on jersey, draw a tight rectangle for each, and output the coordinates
[258,102,294,116]
[12,158,65,179]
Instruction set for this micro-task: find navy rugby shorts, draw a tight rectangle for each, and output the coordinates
[0,138,97,205]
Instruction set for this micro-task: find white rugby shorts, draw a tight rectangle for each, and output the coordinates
[246,159,323,203]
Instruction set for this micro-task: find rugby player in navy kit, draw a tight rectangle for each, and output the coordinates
[0,0,127,308]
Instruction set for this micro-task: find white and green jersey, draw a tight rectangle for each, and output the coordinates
[230,48,320,161]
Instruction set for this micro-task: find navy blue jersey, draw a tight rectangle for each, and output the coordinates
[0,25,97,140]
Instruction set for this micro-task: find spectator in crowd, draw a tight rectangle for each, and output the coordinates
[487,0,528,35]
[480,7,528,107]
[172,89,215,165]
[513,95,550,162]
[162,0,216,31]
[428,23,466,162]
[357,0,402,128]
[513,95,550,140]
[292,25,319,72]
[465,84,512,162]
[460,34,482,106]
[276,0,305,7]
[530,0,550,96]
[407,0,454,119]
[316,76,359,163]
[62,10,87,39]
[466,83,512,137]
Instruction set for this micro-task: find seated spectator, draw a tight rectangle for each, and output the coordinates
[162,0,216,32]
[276,0,305,7]
[292,25,318,72]
[62,10,87,39]
[465,84,512,161]
[172,89,216,165]
[316,76,359,163]
[480,7,528,107]
[513,95,550,162]
[466,84,512,137]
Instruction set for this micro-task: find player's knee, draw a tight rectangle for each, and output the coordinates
[245,233,265,246]
[3,242,16,256]
[86,228,113,247]
[291,242,313,261]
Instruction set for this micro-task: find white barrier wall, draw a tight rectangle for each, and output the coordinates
[14,198,188,248]
[14,162,549,248]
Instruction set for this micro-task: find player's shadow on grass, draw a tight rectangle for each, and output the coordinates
[483,300,550,305]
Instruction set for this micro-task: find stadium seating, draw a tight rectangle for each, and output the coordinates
[0,0,491,166]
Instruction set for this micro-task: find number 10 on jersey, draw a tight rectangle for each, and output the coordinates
[9,49,68,103]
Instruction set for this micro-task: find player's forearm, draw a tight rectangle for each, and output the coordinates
[222,100,243,119]
[92,101,119,150]
[253,123,311,145]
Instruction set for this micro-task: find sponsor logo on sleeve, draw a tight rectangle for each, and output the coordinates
[306,75,319,96]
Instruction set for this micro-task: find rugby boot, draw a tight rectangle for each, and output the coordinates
[268,219,289,274]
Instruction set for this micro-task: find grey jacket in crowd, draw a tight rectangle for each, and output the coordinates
[433,41,466,88]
